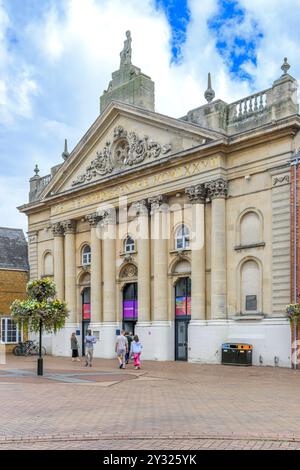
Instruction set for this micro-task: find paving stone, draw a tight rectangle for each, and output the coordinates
[1,356,300,450]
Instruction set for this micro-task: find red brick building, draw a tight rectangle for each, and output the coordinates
[0,228,29,352]
[290,152,300,368]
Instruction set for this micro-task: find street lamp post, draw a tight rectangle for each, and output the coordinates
[37,318,43,376]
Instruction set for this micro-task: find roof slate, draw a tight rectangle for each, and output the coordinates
[0,227,29,271]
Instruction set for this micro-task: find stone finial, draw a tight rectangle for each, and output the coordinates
[120,30,132,67]
[281,57,290,75]
[33,164,40,177]
[204,72,215,103]
[62,139,69,161]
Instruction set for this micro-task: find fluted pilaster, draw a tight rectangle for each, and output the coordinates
[86,213,103,323]
[51,222,65,301]
[63,220,77,323]
[206,178,228,319]
[149,195,168,321]
[132,200,150,322]
[186,184,206,320]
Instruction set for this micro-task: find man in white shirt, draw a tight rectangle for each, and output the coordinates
[85,329,96,367]
[115,330,128,369]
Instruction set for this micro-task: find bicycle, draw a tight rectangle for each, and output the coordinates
[27,341,47,356]
[12,340,33,356]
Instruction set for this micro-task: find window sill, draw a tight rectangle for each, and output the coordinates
[231,314,265,321]
[120,251,137,257]
[234,242,265,251]
[170,249,191,254]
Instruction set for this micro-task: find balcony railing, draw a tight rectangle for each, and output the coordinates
[228,88,271,122]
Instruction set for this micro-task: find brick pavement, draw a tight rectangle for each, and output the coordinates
[1,356,300,450]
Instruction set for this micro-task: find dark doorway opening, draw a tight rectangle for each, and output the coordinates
[82,287,91,356]
[175,277,191,361]
[123,282,138,334]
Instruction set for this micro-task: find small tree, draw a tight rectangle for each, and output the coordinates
[10,278,68,375]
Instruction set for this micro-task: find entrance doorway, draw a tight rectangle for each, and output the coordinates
[123,282,138,334]
[175,277,191,361]
[82,287,91,356]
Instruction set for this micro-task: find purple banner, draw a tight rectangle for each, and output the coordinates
[176,297,191,317]
[123,300,138,320]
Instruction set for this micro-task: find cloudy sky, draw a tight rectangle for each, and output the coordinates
[1,0,300,232]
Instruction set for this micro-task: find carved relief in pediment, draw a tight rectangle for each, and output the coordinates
[72,126,172,186]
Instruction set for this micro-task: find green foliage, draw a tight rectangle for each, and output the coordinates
[286,304,300,324]
[10,278,69,333]
[27,278,56,301]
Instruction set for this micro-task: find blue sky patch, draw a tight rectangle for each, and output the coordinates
[208,0,263,81]
[155,0,190,63]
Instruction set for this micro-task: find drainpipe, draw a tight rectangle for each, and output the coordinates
[291,153,299,369]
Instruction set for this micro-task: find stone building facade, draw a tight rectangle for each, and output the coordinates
[19,37,300,366]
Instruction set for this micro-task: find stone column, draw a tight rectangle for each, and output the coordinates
[186,184,206,320]
[51,222,65,301]
[28,231,39,281]
[63,220,77,323]
[149,195,168,321]
[102,212,116,323]
[86,213,102,323]
[133,200,150,322]
[206,178,228,319]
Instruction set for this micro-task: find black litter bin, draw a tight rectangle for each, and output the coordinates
[222,343,252,366]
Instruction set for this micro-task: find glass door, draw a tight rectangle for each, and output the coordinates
[175,277,191,361]
[82,287,91,356]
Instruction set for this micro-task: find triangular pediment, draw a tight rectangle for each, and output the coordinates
[40,101,222,199]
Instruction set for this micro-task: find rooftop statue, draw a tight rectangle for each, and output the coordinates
[120,30,132,67]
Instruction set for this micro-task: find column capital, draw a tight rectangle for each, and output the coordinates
[148,195,168,213]
[101,208,117,225]
[51,222,65,237]
[131,199,149,216]
[85,213,103,227]
[185,184,206,203]
[205,178,228,199]
[62,219,76,234]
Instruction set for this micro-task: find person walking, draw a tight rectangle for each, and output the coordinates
[85,329,96,367]
[130,335,143,370]
[115,330,128,369]
[71,332,80,362]
[125,331,133,364]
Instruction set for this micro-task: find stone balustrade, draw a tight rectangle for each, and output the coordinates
[228,89,270,122]
[29,173,52,202]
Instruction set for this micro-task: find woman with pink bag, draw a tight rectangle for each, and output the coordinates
[130,335,143,370]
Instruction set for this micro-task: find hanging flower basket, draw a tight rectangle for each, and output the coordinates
[286,304,300,324]
[27,278,57,301]
[10,278,68,334]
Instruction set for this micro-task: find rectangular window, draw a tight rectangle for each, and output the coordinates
[1,317,21,344]
[83,253,91,265]
[245,295,257,311]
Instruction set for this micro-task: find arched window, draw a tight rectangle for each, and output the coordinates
[124,236,135,253]
[82,245,91,266]
[43,252,54,276]
[175,225,190,250]
[241,259,261,313]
